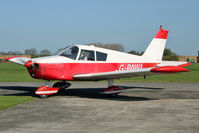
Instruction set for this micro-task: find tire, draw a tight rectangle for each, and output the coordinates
[53,82,62,88]
[53,82,71,89]
[39,95,48,98]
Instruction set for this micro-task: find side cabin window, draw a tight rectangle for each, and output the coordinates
[78,49,95,61]
[59,46,79,60]
[96,51,107,61]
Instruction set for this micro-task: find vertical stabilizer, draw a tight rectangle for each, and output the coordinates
[142,26,169,61]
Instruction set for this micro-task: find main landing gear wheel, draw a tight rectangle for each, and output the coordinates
[103,80,124,97]
[53,81,71,95]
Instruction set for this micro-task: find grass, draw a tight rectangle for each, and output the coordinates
[0,63,198,82]
[0,96,36,110]
[0,64,37,110]
[0,63,39,82]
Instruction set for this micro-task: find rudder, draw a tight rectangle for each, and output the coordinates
[142,26,169,61]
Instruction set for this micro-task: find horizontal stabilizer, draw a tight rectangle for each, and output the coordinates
[151,66,189,73]
[157,61,192,68]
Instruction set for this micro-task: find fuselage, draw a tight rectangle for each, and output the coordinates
[27,45,159,80]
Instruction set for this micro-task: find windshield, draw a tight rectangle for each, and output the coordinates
[53,46,70,55]
[59,46,79,60]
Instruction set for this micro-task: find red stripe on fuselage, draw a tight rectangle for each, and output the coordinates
[28,63,158,80]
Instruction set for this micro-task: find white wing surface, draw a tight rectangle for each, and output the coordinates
[73,68,154,81]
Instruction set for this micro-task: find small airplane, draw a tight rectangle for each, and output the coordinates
[6,26,191,98]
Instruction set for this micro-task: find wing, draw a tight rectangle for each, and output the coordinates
[73,68,154,81]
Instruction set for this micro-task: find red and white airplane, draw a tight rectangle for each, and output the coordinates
[6,26,191,98]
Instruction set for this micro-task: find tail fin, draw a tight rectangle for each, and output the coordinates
[142,26,169,61]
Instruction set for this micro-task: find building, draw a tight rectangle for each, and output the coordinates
[178,56,199,63]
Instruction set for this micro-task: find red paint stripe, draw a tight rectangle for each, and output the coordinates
[154,28,169,39]
[151,66,189,73]
[35,86,59,95]
[5,56,29,61]
[178,62,192,68]
[104,86,124,92]
[24,60,33,68]
[5,56,21,61]
[104,86,124,95]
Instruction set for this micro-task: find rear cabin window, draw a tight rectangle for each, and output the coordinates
[78,50,95,61]
[96,51,107,61]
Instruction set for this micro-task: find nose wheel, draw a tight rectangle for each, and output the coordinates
[39,95,48,98]
[35,81,71,98]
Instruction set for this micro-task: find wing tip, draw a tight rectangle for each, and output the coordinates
[5,56,19,61]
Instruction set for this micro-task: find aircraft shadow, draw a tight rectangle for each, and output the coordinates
[61,84,163,101]
[0,86,37,96]
[118,85,164,90]
[0,85,164,101]
[63,88,152,101]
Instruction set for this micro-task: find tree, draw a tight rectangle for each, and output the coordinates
[128,48,179,61]
[7,50,22,55]
[163,49,175,56]
[55,48,64,54]
[163,48,179,61]
[87,42,125,52]
[24,48,37,56]
[40,49,51,56]
[0,51,7,55]
[128,50,141,55]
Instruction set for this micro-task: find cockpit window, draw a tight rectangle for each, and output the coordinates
[96,51,107,61]
[59,46,79,60]
[78,49,95,61]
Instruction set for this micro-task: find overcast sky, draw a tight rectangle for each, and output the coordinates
[0,0,198,55]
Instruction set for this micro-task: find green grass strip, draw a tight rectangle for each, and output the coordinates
[0,63,40,82]
[0,96,36,110]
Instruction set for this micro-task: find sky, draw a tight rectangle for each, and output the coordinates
[0,0,198,55]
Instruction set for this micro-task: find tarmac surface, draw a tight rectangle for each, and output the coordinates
[0,82,199,133]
